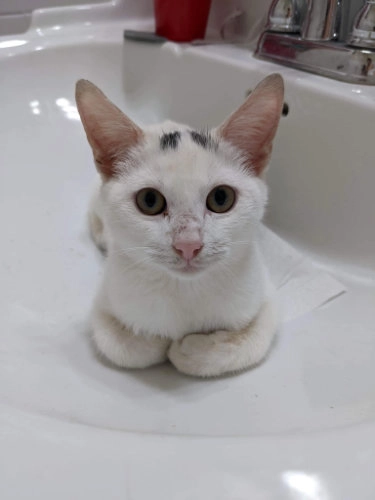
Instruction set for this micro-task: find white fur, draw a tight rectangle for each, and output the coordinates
[89,123,278,376]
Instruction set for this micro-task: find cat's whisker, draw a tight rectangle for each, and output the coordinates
[112,246,150,257]
[117,256,154,276]
[215,259,239,281]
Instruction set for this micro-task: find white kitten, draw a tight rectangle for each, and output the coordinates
[75,74,284,377]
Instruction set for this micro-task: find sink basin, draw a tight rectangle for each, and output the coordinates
[1,2,375,499]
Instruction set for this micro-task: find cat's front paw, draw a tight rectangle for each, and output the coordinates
[168,332,235,377]
[168,301,279,377]
[92,310,170,369]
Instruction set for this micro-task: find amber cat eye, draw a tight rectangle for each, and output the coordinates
[206,185,236,213]
[136,188,166,216]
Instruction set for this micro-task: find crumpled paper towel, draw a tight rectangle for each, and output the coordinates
[258,225,346,323]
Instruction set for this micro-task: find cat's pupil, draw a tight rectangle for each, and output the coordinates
[215,189,227,206]
[145,191,156,207]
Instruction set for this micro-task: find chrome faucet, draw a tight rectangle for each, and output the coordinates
[256,0,375,84]
[301,0,341,40]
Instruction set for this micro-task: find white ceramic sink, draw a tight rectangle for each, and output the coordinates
[1,2,375,499]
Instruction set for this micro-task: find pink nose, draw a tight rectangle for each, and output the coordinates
[173,240,203,261]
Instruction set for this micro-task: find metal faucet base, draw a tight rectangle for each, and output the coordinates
[255,31,375,85]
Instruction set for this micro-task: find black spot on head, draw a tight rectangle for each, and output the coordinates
[160,131,181,150]
[190,130,218,151]
[190,131,208,148]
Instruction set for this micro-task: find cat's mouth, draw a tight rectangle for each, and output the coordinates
[153,249,225,276]
[178,261,202,274]
[171,255,219,276]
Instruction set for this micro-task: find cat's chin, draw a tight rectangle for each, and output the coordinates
[169,262,207,279]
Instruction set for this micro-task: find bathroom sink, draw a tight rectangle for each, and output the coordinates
[1,2,374,499]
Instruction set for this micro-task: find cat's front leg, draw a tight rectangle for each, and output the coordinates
[92,309,170,368]
[168,300,279,377]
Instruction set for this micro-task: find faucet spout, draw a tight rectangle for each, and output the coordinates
[301,0,341,40]
[255,0,375,85]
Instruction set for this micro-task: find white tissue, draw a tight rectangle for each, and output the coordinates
[258,226,346,323]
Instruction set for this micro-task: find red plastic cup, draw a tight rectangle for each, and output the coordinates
[154,0,212,42]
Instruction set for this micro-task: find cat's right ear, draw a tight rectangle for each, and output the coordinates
[75,80,143,179]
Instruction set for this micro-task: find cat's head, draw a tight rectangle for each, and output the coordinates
[76,75,284,278]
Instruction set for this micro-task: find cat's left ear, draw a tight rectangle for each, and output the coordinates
[75,79,143,179]
[217,73,284,176]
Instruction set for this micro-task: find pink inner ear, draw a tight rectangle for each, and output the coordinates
[218,74,284,176]
[90,122,143,179]
[75,79,143,179]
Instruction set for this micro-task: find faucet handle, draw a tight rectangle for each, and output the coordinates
[347,1,375,49]
[268,0,304,33]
